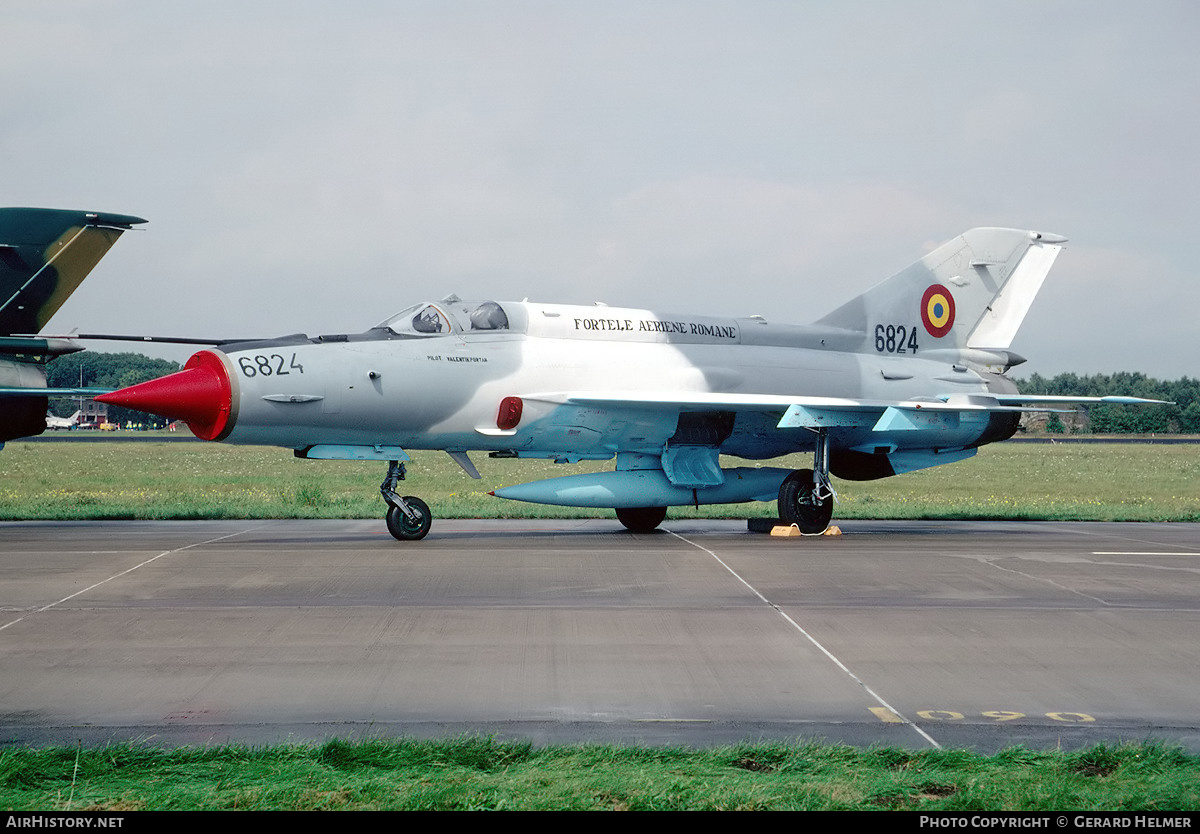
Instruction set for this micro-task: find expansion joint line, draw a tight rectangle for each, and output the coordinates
[0,526,263,634]
[665,528,942,750]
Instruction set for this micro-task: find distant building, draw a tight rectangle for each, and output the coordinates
[80,400,108,428]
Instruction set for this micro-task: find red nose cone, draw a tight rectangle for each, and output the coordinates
[96,350,234,440]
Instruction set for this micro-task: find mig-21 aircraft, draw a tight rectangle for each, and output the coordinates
[97,226,1163,539]
[44,409,82,430]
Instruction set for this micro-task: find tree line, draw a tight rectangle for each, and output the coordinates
[46,351,181,428]
[1016,372,1200,434]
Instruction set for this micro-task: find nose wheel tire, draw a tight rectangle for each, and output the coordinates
[386,497,432,541]
[778,469,833,534]
[615,505,668,532]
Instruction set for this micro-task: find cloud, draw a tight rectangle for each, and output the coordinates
[5,2,1195,378]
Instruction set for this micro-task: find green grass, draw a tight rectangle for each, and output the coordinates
[1,738,1196,811]
[3,445,1197,810]
[1,438,1197,522]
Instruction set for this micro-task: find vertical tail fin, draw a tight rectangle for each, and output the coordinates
[816,228,1065,353]
[0,207,145,445]
[0,208,147,335]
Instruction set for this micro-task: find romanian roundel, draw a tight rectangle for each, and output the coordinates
[920,284,955,338]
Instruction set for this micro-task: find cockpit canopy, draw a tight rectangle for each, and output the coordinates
[377,300,510,336]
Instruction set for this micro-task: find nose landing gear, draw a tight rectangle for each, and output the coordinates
[381,459,432,541]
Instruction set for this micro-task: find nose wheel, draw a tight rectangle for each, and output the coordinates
[381,460,433,541]
[385,497,432,541]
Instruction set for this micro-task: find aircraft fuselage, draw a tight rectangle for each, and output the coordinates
[210,300,1014,466]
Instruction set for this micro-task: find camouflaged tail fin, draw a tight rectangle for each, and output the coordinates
[0,208,146,335]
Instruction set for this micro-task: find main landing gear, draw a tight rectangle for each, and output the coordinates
[777,430,836,534]
[615,505,668,533]
[381,460,432,541]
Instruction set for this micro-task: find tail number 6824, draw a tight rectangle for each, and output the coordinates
[874,324,919,354]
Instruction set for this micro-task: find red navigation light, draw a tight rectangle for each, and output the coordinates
[497,396,523,431]
[96,350,235,441]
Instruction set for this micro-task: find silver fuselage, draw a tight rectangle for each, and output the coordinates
[216,300,1010,463]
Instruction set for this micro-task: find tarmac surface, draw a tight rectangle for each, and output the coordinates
[1,518,1198,752]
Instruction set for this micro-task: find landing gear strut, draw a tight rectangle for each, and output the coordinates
[380,459,432,541]
[777,430,836,534]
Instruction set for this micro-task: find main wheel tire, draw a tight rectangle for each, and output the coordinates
[615,506,668,533]
[777,469,833,534]
[386,496,432,541]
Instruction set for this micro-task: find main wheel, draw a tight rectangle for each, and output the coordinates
[615,506,668,533]
[386,496,432,541]
[777,469,833,534]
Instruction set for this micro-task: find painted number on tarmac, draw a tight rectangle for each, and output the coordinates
[870,708,1095,724]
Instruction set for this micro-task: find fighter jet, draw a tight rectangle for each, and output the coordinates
[97,227,1163,539]
[45,409,82,430]
[0,207,147,448]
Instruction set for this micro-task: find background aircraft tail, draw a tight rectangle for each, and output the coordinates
[0,207,145,446]
[815,227,1065,355]
[0,207,147,335]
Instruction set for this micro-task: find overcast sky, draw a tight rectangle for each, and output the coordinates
[5,1,1197,378]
